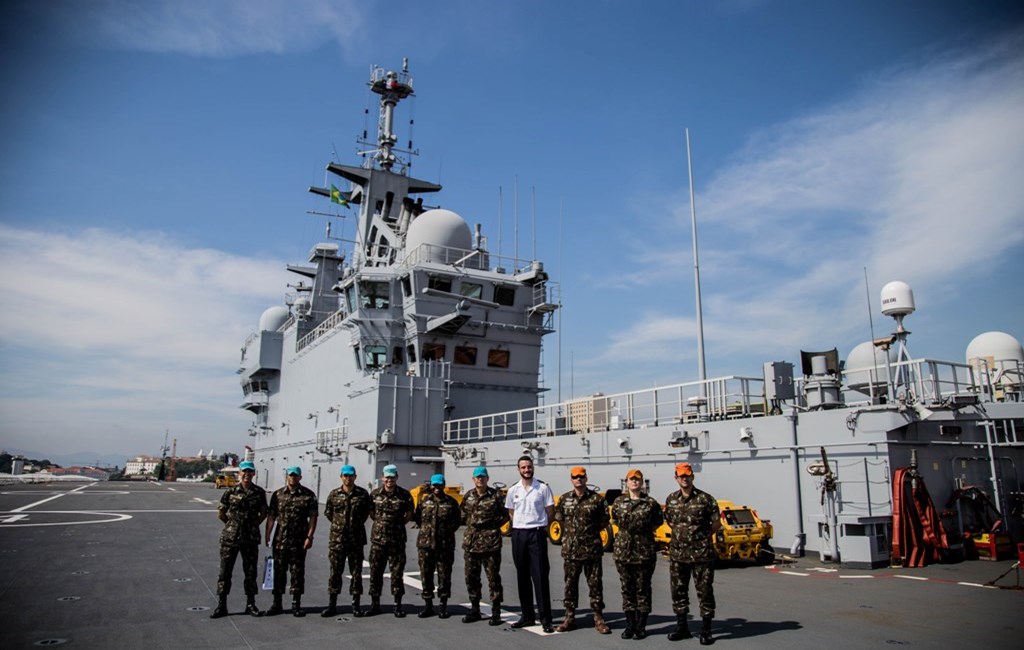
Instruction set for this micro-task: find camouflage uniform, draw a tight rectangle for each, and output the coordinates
[461,486,509,602]
[554,488,609,610]
[414,490,461,600]
[268,484,318,596]
[368,485,414,597]
[610,493,663,613]
[324,484,372,597]
[216,482,268,596]
[664,487,719,618]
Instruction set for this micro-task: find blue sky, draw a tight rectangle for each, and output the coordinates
[1,0,1022,462]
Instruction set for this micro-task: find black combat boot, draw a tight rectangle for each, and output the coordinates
[244,596,262,617]
[352,596,364,617]
[418,598,436,618]
[667,614,691,641]
[321,594,338,617]
[210,595,228,619]
[488,600,502,626]
[291,597,305,617]
[634,612,649,640]
[394,596,406,618]
[438,598,450,619]
[699,617,713,645]
[621,611,635,639]
[367,596,381,616]
[266,594,284,616]
[462,598,481,623]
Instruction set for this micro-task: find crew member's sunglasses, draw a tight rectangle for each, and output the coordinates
[571,474,586,480]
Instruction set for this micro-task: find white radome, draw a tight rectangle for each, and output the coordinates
[258,305,290,332]
[405,209,472,261]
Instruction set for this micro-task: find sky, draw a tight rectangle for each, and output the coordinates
[1,0,1022,463]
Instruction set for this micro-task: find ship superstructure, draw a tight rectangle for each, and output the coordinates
[238,60,558,495]
[441,282,1024,567]
[239,60,1023,570]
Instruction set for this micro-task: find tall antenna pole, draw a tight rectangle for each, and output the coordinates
[514,174,519,265]
[498,186,503,262]
[686,128,708,392]
[558,198,564,405]
[531,186,537,260]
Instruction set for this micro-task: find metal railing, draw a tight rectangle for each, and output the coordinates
[443,375,766,444]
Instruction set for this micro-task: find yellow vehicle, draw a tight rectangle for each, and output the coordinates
[654,499,773,563]
[214,467,240,489]
[548,487,617,552]
[409,482,464,507]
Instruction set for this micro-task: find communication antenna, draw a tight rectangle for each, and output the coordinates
[879,280,916,400]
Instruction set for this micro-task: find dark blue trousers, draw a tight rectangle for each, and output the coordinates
[511,527,552,623]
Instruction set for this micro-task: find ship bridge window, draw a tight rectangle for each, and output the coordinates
[360,281,390,309]
[428,275,453,293]
[460,282,483,300]
[423,342,446,361]
[344,286,357,313]
[401,275,412,298]
[494,285,516,306]
[363,345,388,369]
[406,343,417,363]
[487,348,510,368]
[454,345,477,366]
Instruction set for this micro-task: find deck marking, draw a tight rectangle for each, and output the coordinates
[192,498,216,505]
[0,514,29,523]
[0,511,132,527]
[894,575,929,581]
[779,570,810,576]
[11,483,91,513]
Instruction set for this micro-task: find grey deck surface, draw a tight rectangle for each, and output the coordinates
[1,481,1020,649]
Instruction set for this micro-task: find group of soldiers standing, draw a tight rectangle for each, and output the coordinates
[213,459,721,645]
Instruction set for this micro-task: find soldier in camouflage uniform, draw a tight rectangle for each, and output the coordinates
[264,466,319,617]
[611,468,663,639]
[553,466,612,634]
[664,462,721,645]
[211,460,267,618]
[320,464,371,618]
[413,473,461,619]
[460,466,508,625]
[367,464,414,617]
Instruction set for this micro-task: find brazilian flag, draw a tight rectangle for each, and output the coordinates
[330,184,348,207]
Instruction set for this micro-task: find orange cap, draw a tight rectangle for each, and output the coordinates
[626,469,643,480]
[570,466,587,477]
[675,462,694,476]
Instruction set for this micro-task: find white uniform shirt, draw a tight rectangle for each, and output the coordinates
[505,478,554,529]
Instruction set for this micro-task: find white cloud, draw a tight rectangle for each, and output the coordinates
[0,225,288,456]
[52,0,367,57]
[594,31,1024,382]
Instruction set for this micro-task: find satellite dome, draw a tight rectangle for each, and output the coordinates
[258,305,290,332]
[967,332,1024,390]
[845,341,896,392]
[967,331,1024,364]
[880,281,915,317]
[404,209,472,262]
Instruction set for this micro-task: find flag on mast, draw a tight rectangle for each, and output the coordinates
[330,184,348,207]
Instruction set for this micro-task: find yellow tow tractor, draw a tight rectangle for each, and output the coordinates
[655,499,774,564]
[548,486,617,552]
[214,467,240,489]
[409,482,465,507]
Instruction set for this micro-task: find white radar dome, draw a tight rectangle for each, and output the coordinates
[258,305,290,332]
[845,341,897,392]
[880,280,915,317]
[404,209,472,262]
[966,332,1024,388]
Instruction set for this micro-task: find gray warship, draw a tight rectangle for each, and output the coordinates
[238,60,1024,569]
